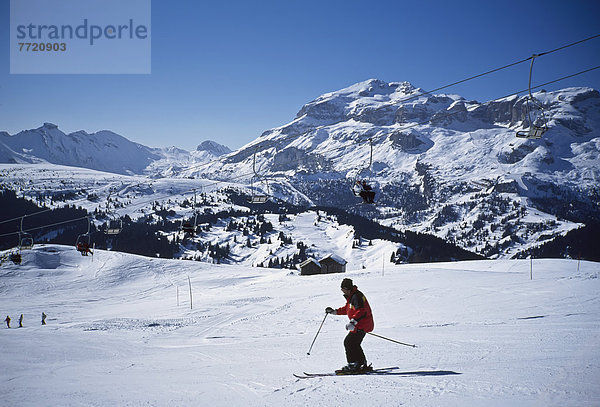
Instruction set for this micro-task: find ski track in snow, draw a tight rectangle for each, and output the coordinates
[0,245,599,406]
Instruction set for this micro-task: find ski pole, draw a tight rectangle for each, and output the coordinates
[367,332,417,348]
[307,313,328,355]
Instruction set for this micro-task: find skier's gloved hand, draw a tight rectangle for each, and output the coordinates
[345,319,357,331]
[325,307,336,314]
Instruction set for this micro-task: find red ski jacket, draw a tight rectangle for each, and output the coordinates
[336,286,374,333]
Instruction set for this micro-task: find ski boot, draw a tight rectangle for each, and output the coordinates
[336,362,361,375]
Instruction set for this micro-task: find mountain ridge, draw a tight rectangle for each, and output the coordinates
[0,122,231,176]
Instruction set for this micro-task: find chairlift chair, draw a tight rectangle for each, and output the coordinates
[516,54,549,139]
[105,219,123,235]
[249,195,269,204]
[104,191,123,235]
[181,221,196,235]
[76,234,92,256]
[516,124,546,139]
[76,217,93,256]
[348,138,377,204]
[351,178,377,204]
[247,148,271,204]
[9,252,22,265]
[181,212,198,235]
[19,233,34,250]
[18,217,34,250]
[248,175,270,204]
[180,189,200,234]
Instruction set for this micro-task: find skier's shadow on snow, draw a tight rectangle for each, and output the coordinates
[378,370,461,377]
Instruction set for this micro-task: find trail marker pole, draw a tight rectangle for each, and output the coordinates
[188,276,193,310]
[530,256,533,280]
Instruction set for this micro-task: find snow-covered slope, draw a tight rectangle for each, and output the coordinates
[0,162,239,223]
[1,163,442,267]
[0,123,231,176]
[1,245,598,406]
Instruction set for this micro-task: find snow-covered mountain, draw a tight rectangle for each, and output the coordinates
[195,140,232,157]
[186,79,600,258]
[0,123,231,176]
[143,141,232,178]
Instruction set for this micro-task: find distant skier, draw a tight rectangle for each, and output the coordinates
[5,315,10,328]
[19,314,23,328]
[325,278,374,373]
[41,312,47,325]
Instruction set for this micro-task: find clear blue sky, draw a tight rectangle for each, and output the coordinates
[1,0,599,150]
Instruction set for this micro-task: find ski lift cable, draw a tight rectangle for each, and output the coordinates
[369,64,600,139]
[0,192,101,225]
[0,215,90,238]
[0,182,146,227]
[184,138,274,175]
[62,61,600,212]
[0,206,60,225]
[535,33,600,58]
[491,64,600,102]
[396,33,600,105]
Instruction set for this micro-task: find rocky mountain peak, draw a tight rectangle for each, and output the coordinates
[196,140,232,156]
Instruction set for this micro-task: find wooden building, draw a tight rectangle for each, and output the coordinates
[299,254,347,275]
[318,254,347,274]
[299,258,322,276]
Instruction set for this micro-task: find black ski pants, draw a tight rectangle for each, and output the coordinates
[344,330,367,365]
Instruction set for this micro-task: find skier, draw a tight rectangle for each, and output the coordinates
[41,312,47,325]
[19,314,23,328]
[361,181,375,203]
[10,252,21,265]
[5,315,10,328]
[77,242,92,256]
[326,278,374,373]
[353,180,375,204]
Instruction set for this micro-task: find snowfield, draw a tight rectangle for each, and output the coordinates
[1,245,599,406]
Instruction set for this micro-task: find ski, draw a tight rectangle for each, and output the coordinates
[294,372,335,378]
[294,366,399,379]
